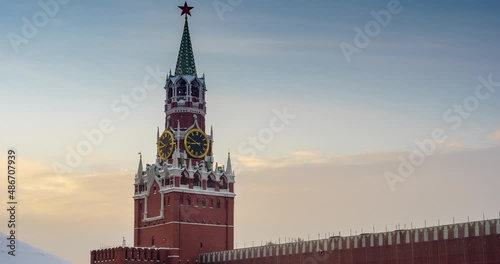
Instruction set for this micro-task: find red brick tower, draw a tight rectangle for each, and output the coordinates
[133,2,235,263]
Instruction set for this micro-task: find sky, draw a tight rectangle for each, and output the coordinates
[1,0,500,263]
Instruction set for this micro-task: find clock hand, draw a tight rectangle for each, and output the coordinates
[188,141,201,146]
[189,136,204,143]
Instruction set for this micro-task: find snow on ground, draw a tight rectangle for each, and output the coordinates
[0,233,72,264]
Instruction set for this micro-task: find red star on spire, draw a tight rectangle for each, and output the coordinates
[178,1,194,17]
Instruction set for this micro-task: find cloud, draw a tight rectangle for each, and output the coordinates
[196,35,337,56]
[491,129,500,141]
[1,159,132,224]
[446,141,464,151]
[234,151,327,170]
[330,152,402,166]
[0,159,135,264]
[234,151,403,171]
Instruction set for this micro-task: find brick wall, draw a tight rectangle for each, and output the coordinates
[90,247,178,264]
[201,219,500,264]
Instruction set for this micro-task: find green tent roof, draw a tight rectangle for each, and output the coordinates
[175,17,197,76]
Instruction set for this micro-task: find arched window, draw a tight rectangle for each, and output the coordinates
[168,83,173,98]
[193,174,201,187]
[177,79,187,96]
[216,199,221,208]
[207,175,216,188]
[220,176,228,189]
[210,199,214,208]
[151,236,155,247]
[187,196,191,206]
[181,173,189,185]
[191,80,200,97]
[201,198,206,208]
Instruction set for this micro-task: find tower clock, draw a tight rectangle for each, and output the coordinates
[184,128,210,158]
[158,130,175,160]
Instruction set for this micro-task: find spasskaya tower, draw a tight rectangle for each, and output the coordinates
[132,2,235,263]
[90,3,235,263]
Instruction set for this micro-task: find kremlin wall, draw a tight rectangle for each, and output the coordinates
[200,219,500,263]
[91,218,500,263]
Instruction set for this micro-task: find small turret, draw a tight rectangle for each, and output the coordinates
[210,125,214,141]
[156,127,160,161]
[225,152,232,175]
[136,152,143,178]
[188,158,194,171]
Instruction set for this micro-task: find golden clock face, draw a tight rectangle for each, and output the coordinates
[184,128,210,159]
[158,130,175,160]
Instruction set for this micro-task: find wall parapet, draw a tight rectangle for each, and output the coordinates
[90,246,179,264]
[200,218,500,263]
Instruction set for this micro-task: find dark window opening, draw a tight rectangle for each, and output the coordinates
[177,80,187,96]
[191,81,200,97]
[194,175,201,187]
[181,174,189,185]
[168,87,173,98]
[207,176,216,188]
[220,177,228,189]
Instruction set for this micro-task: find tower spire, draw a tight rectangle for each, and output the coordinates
[225,152,232,175]
[156,127,160,158]
[175,2,196,76]
[136,152,143,178]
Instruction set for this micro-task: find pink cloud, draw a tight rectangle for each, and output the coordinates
[492,129,500,141]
